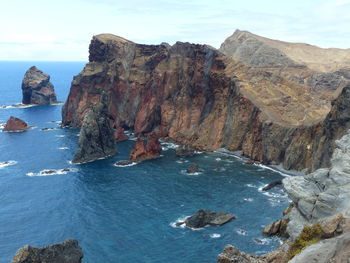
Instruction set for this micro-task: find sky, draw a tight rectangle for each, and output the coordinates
[0,0,349,61]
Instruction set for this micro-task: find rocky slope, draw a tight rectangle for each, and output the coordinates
[22,66,57,105]
[62,33,350,172]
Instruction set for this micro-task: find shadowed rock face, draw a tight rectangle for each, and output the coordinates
[114,127,128,142]
[3,117,28,132]
[183,210,235,228]
[22,66,57,105]
[10,239,83,263]
[72,93,116,164]
[62,33,350,172]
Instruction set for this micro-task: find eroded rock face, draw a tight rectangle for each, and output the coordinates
[10,239,83,263]
[22,66,57,105]
[3,117,28,132]
[72,93,116,164]
[62,33,350,172]
[129,136,161,162]
[181,210,235,228]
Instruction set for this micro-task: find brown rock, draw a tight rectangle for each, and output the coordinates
[129,136,162,162]
[3,117,28,132]
[114,127,128,142]
[263,218,289,237]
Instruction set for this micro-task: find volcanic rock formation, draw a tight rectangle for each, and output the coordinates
[62,33,350,172]
[129,136,162,162]
[3,117,28,132]
[72,93,116,164]
[114,127,128,142]
[22,66,57,105]
[10,239,83,263]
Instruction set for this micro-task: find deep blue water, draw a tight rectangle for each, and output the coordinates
[0,62,289,263]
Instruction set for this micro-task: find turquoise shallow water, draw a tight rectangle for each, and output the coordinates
[0,62,289,263]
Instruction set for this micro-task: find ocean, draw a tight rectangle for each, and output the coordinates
[0,62,289,263]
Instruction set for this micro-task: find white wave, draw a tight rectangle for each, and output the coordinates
[170,216,190,229]
[55,135,65,138]
[245,183,257,188]
[215,157,222,161]
[210,233,221,238]
[41,127,58,131]
[243,197,254,202]
[0,160,17,168]
[253,163,290,177]
[161,142,178,150]
[0,103,36,109]
[26,168,78,177]
[236,229,247,236]
[181,169,203,175]
[113,162,137,167]
[253,238,270,245]
[176,159,189,164]
[58,147,69,150]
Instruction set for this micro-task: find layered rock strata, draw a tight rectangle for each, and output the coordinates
[72,93,116,163]
[3,117,28,132]
[10,239,83,263]
[62,33,350,172]
[22,66,57,105]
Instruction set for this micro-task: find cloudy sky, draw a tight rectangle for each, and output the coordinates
[1,0,349,61]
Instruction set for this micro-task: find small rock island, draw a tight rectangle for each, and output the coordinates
[21,66,57,105]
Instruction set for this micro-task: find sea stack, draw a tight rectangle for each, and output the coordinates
[3,116,28,132]
[129,136,162,162]
[10,239,83,263]
[72,93,116,164]
[21,66,57,105]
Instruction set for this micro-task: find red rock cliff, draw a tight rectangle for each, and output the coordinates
[62,34,350,172]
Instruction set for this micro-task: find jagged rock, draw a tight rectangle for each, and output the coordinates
[262,180,282,191]
[114,127,128,142]
[186,163,201,174]
[289,232,350,263]
[115,160,135,166]
[129,136,161,162]
[263,218,289,237]
[175,145,195,158]
[179,210,235,228]
[21,66,57,105]
[72,93,116,164]
[10,239,83,263]
[3,117,28,132]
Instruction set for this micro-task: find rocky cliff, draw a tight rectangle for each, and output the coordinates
[62,33,350,172]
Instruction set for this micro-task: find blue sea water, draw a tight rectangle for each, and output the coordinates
[0,62,290,263]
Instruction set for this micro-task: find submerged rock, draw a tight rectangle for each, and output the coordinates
[262,180,282,191]
[114,127,128,142]
[3,117,28,132]
[21,66,57,105]
[175,145,195,158]
[10,239,83,263]
[72,93,116,164]
[177,210,235,228]
[129,136,162,162]
[186,163,201,174]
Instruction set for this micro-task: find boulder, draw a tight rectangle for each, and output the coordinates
[186,163,201,174]
[175,145,195,158]
[180,210,235,228]
[129,136,162,162]
[3,117,28,132]
[263,218,289,237]
[72,93,116,164]
[114,127,128,142]
[10,239,83,263]
[21,66,57,105]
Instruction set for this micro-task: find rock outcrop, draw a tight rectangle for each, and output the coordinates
[175,145,195,158]
[62,33,350,172]
[177,210,235,228]
[114,127,128,142]
[72,93,116,164]
[186,163,201,174]
[10,239,83,263]
[3,117,28,132]
[129,136,161,162]
[22,66,57,105]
